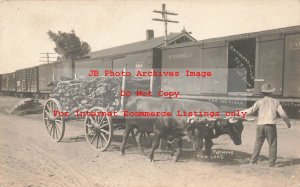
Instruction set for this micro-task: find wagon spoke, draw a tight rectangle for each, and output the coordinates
[91,133,97,144]
[100,132,108,143]
[86,123,93,128]
[96,115,100,124]
[45,121,51,128]
[100,129,110,134]
[54,125,58,139]
[46,103,50,111]
[88,116,97,126]
[99,116,105,126]
[55,126,59,139]
[44,110,53,118]
[52,125,56,139]
[87,131,95,136]
[49,124,53,135]
[47,103,53,114]
[99,134,104,147]
[56,124,61,135]
[51,102,55,113]
[55,119,62,123]
[56,122,63,131]
[99,122,109,129]
[96,134,100,148]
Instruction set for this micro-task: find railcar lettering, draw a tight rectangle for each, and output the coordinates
[290,39,300,50]
[168,52,192,60]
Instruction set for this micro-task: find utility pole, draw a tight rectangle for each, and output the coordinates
[39,52,57,64]
[152,4,179,47]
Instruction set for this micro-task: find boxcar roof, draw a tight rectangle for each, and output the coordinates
[164,25,300,49]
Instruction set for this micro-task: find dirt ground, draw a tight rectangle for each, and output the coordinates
[0,96,299,187]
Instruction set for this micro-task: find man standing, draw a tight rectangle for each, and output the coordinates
[242,83,291,167]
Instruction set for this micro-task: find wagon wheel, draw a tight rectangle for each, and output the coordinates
[84,107,113,151]
[43,98,65,142]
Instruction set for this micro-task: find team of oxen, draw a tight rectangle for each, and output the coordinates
[120,97,252,162]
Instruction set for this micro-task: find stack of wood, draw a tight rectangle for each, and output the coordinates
[50,76,150,112]
[8,98,43,115]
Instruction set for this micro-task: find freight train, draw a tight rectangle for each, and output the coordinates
[0,59,74,99]
[0,26,299,118]
[160,26,300,118]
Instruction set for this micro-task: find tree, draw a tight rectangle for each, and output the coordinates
[47,30,91,59]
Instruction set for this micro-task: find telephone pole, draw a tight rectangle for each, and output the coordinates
[152,4,179,47]
[39,52,57,64]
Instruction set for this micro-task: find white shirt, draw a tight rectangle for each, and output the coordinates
[242,96,290,125]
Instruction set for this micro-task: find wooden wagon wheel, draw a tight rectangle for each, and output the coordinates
[84,107,113,151]
[43,98,65,142]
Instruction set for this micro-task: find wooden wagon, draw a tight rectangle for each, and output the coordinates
[42,68,153,151]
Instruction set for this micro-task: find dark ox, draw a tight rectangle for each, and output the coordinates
[120,96,220,162]
[187,116,250,156]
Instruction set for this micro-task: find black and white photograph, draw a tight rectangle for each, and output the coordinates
[0,0,300,186]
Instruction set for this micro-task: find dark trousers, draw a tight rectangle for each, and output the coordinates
[250,124,277,166]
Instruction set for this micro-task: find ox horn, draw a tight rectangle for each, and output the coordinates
[207,117,218,122]
[229,117,238,124]
[187,116,207,124]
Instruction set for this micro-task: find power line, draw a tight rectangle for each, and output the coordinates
[39,52,57,64]
[152,4,179,47]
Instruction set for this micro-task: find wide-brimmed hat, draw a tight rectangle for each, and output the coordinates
[261,83,275,93]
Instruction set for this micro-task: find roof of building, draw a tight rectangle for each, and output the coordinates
[89,31,196,59]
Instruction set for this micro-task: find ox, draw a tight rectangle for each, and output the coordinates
[120,96,219,162]
[187,116,252,156]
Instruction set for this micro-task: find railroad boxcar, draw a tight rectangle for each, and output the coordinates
[15,69,27,94]
[15,66,38,97]
[74,57,112,79]
[53,59,74,81]
[38,63,55,98]
[111,49,161,74]
[161,25,300,118]
[1,73,9,92]
[1,72,16,95]
[8,72,16,95]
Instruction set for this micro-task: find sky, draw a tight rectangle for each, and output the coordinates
[0,0,300,73]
